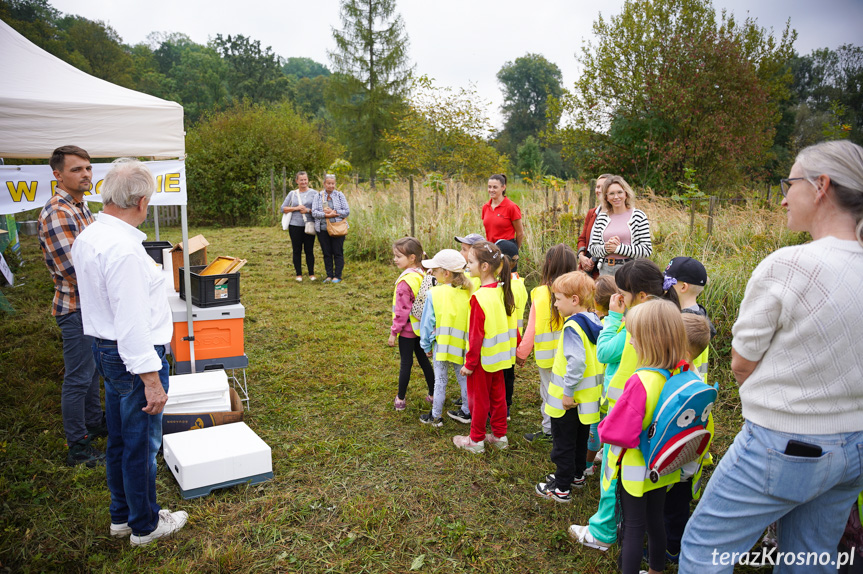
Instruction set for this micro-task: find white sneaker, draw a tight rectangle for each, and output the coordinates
[452,435,485,453]
[110,522,132,538]
[568,524,611,552]
[295,276,303,282]
[485,433,509,450]
[130,509,188,547]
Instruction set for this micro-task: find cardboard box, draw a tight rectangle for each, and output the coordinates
[171,234,209,292]
[162,421,273,499]
[162,387,244,435]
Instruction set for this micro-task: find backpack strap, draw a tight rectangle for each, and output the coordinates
[635,367,671,380]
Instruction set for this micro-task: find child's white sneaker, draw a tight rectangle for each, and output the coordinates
[485,433,509,450]
[452,435,485,453]
[568,524,611,552]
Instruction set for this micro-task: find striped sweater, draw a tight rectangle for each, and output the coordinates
[588,208,652,260]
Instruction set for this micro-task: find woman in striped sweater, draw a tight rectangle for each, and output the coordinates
[587,176,652,277]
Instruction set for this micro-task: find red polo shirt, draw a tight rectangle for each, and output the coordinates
[481,197,522,243]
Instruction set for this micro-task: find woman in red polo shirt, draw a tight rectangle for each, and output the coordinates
[481,174,525,261]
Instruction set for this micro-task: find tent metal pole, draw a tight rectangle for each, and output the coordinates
[153,205,160,241]
[180,204,196,373]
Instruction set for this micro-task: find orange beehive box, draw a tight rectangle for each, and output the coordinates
[169,297,244,363]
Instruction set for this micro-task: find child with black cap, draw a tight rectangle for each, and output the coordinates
[663,256,716,379]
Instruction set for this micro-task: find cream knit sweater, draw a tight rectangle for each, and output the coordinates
[732,237,863,434]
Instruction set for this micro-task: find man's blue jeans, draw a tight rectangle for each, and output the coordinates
[680,421,863,574]
[93,340,169,536]
[56,311,102,444]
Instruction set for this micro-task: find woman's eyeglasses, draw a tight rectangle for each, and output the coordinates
[779,178,805,197]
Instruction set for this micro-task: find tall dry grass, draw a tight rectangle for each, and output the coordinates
[343,180,809,360]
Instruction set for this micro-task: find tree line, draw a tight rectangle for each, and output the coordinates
[2,0,861,223]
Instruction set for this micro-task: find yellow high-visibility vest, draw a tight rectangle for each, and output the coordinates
[465,271,481,291]
[430,284,471,365]
[531,285,562,369]
[691,346,709,380]
[544,316,602,423]
[511,274,528,335]
[603,369,682,497]
[392,271,423,335]
[471,286,516,373]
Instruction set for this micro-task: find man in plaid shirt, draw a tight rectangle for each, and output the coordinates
[38,145,105,467]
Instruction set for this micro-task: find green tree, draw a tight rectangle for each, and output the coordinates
[516,136,545,185]
[55,15,137,88]
[789,44,862,145]
[0,0,69,60]
[553,0,796,191]
[282,57,331,79]
[328,0,413,186]
[211,34,292,103]
[186,101,342,225]
[385,76,506,182]
[496,53,563,157]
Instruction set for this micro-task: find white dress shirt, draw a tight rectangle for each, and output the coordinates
[71,212,172,374]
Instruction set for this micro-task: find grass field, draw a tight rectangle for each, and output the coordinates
[0,190,796,573]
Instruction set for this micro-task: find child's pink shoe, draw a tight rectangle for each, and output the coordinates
[424,394,434,404]
[485,433,509,450]
[452,435,485,453]
[394,396,406,411]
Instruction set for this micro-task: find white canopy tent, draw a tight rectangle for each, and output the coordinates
[0,18,202,371]
[0,18,185,159]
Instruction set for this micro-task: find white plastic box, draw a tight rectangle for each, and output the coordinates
[162,422,273,499]
[165,370,231,415]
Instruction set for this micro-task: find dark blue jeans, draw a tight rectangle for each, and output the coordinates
[56,311,102,444]
[93,340,169,536]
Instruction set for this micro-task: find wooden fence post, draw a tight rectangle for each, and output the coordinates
[563,182,570,213]
[707,196,716,236]
[409,175,415,237]
[689,199,696,235]
[552,186,558,225]
[588,182,596,210]
[270,168,275,219]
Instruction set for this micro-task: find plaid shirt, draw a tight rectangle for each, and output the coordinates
[38,188,95,316]
[311,190,350,233]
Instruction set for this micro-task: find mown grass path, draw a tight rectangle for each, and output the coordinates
[0,226,755,573]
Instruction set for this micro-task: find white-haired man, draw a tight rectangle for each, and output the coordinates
[72,159,187,546]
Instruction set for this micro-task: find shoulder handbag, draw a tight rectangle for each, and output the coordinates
[281,190,296,231]
[323,192,349,236]
[303,213,316,235]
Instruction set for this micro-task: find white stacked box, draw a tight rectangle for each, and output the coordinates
[165,370,231,415]
[162,422,273,499]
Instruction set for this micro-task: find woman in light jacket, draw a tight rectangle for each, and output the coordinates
[312,174,350,283]
[587,175,651,277]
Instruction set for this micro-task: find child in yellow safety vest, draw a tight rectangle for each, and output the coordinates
[389,237,436,411]
[533,271,603,503]
[452,241,516,454]
[597,300,688,574]
[516,244,579,443]
[418,249,473,427]
[569,259,681,553]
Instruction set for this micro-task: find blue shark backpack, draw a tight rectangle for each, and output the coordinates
[636,367,718,484]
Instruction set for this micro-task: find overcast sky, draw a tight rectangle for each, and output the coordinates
[49,0,863,128]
